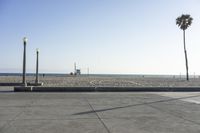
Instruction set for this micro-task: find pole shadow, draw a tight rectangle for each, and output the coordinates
[73,94,200,115]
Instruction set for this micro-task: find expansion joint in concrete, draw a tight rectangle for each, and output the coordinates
[85,98,111,133]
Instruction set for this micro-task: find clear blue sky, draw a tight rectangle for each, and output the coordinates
[0,0,200,74]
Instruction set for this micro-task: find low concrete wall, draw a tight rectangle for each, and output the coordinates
[97,87,200,92]
[96,87,169,92]
[27,82,43,86]
[0,83,24,86]
[13,86,200,92]
[14,86,32,92]
[33,87,94,92]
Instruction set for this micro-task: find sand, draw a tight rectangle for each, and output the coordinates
[0,75,200,87]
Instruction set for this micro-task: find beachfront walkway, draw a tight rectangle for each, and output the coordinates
[1,89,200,133]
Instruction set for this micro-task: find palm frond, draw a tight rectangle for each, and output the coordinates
[176,14,193,30]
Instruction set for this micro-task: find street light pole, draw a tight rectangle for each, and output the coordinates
[35,48,39,84]
[22,37,28,86]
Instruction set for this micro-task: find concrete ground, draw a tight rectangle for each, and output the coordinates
[1,87,200,133]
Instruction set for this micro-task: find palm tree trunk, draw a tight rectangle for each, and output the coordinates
[183,30,189,81]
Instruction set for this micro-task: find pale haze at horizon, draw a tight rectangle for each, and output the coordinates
[0,0,200,75]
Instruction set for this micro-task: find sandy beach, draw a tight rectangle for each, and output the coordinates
[1,75,200,87]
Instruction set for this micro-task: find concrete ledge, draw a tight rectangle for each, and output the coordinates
[96,87,170,92]
[98,87,200,92]
[14,86,32,92]
[168,87,200,92]
[13,86,200,92]
[0,83,24,86]
[32,87,94,92]
[27,82,43,86]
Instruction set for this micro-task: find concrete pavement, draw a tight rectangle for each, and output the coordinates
[1,90,200,132]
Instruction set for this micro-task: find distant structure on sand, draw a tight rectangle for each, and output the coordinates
[74,63,81,75]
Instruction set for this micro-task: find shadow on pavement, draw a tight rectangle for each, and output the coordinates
[73,94,200,115]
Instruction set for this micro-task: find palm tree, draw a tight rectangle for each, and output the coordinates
[176,14,193,81]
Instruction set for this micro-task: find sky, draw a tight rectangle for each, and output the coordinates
[0,0,200,75]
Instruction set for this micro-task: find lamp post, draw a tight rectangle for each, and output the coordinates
[22,37,28,86]
[35,48,39,84]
